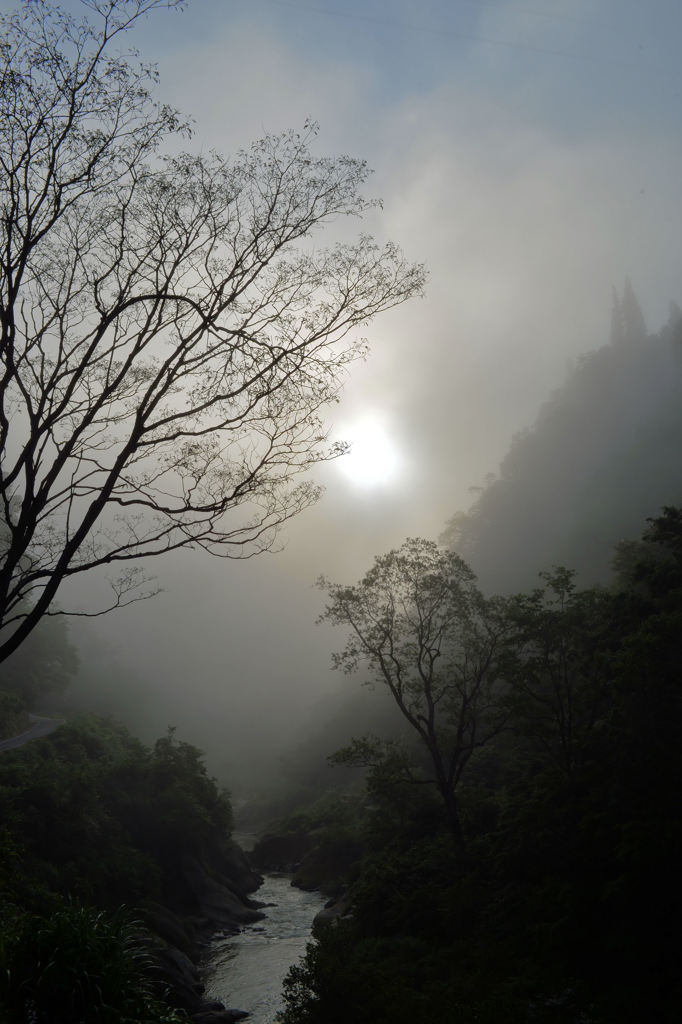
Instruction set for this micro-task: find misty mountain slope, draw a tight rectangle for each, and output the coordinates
[444,287,682,593]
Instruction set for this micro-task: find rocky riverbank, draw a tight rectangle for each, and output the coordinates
[248,828,360,932]
[200,872,329,1024]
[142,840,265,1022]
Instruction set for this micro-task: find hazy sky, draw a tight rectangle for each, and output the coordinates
[28,0,682,781]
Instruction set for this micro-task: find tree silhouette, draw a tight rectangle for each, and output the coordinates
[0,0,425,663]
[319,539,509,845]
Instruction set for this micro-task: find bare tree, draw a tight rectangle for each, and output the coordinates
[0,0,425,663]
[319,539,509,846]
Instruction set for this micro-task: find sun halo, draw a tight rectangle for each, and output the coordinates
[336,415,402,489]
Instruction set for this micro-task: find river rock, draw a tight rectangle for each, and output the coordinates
[313,891,353,930]
[143,844,265,1018]
[250,831,315,872]
[180,854,265,931]
[292,834,364,895]
[143,901,200,959]
[222,839,263,893]
[147,937,206,1010]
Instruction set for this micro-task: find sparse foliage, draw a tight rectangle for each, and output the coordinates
[0,0,425,663]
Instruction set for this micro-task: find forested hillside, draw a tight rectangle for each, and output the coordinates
[278,509,682,1024]
[444,285,682,592]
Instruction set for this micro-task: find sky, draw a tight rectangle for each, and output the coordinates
[17,0,682,785]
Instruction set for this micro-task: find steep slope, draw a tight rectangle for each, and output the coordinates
[444,287,682,592]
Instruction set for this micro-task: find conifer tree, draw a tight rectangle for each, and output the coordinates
[620,277,647,346]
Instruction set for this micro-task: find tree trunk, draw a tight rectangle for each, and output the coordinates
[427,739,464,848]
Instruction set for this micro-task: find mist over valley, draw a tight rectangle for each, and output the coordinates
[1,2,681,1022]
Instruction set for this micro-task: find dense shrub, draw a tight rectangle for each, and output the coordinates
[0,898,189,1024]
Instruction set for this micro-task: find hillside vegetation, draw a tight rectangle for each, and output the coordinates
[444,285,682,592]
[0,716,260,1023]
[279,509,682,1024]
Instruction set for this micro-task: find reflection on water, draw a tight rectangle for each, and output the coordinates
[201,873,326,1024]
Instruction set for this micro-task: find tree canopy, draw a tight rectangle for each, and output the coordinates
[283,511,682,1024]
[319,538,509,844]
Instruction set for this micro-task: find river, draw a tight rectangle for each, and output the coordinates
[201,872,327,1023]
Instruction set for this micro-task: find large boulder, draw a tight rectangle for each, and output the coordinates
[180,855,265,932]
[292,834,364,895]
[313,891,354,930]
[143,901,200,960]
[143,844,265,1020]
[220,839,263,894]
[250,831,315,872]
[146,934,206,1011]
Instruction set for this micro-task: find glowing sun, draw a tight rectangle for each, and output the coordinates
[337,415,402,488]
